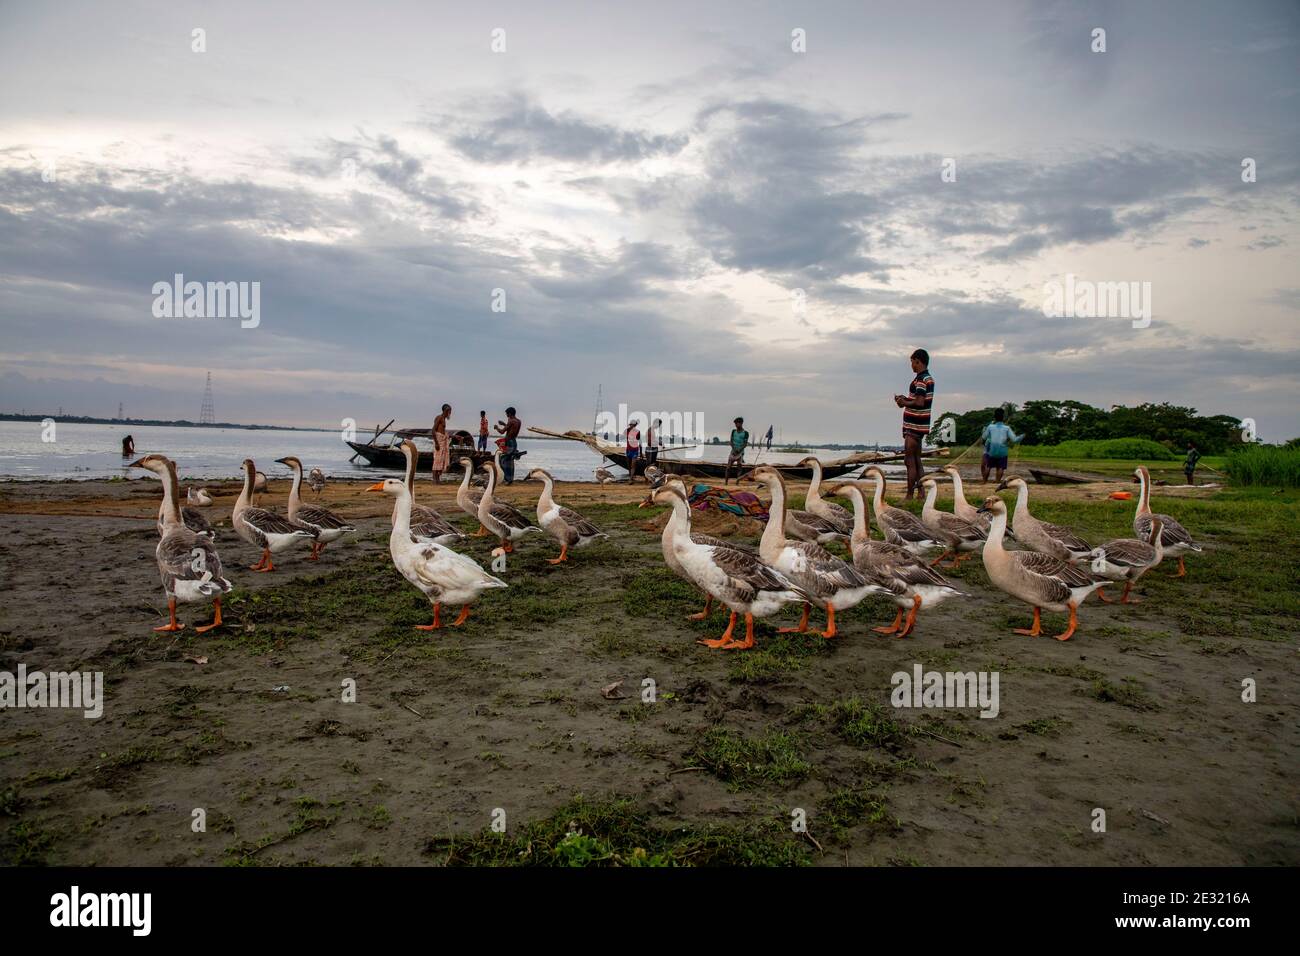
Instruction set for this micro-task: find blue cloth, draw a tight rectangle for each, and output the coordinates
[981,422,1022,458]
[502,437,518,482]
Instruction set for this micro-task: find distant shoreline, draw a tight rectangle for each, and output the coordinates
[0,413,333,432]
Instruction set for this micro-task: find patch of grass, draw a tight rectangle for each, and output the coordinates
[1,818,57,865]
[819,788,900,841]
[1224,444,1300,488]
[424,796,808,867]
[1088,678,1159,711]
[686,728,811,789]
[798,698,914,754]
[363,805,392,830]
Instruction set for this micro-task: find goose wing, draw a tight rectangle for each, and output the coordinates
[558,506,603,538]
[937,512,987,541]
[242,506,305,536]
[489,501,533,530]
[1137,512,1196,549]
[181,507,213,536]
[858,542,949,593]
[881,507,935,544]
[690,532,755,554]
[1040,520,1090,553]
[709,546,805,602]
[295,504,355,531]
[1096,538,1157,568]
[791,540,867,591]
[1015,551,1099,589]
[158,530,229,589]
[411,543,502,591]
[790,510,843,536]
[411,505,463,540]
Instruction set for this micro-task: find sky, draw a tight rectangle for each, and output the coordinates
[1,0,1297,443]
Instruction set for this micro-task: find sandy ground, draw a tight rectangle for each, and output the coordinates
[0,474,1295,866]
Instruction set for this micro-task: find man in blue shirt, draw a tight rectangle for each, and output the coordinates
[980,407,1022,482]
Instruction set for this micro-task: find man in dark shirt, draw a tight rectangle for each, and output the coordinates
[495,406,522,484]
[894,348,934,500]
[1183,441,1201,485]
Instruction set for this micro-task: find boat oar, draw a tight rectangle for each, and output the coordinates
[350,418,395,462]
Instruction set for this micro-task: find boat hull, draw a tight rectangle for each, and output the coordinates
[600,451,862,481]
[346,442,512,472]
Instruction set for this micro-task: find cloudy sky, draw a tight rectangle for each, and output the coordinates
[1,0,1297,443]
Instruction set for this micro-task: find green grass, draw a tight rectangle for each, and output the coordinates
[796,697,915,753]
[686,728,812,789]
[1223,445,1300,488]
[424,796,809,866]
[1017,438,1177,460]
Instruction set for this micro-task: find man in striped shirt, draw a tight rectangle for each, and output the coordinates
[893,348,933,500]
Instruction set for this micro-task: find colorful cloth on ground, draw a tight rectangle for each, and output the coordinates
[433,431,450,470]
[980,421,1021,458]
[687,484,769,521]
[902,370,934,436]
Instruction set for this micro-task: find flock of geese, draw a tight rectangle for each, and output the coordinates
[127,445,1201,646]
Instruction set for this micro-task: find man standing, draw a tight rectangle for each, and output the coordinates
[1183,440,1201,485]
[980,407,1022,483]
[894,349,933,499]
[495,406,522,484]
[431,403,452,483]
[765,425,774,451]
[725,417,749,485]
[625,419,642,482]
[478,410,489,452]
[646,418,661,468]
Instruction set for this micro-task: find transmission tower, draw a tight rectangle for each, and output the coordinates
[199,372,215,425]
[592,384,603,435]
[117,402,124,420]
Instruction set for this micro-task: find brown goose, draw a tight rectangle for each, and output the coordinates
[526,468,607,563]
[996,476,1092,563]
[977,496,1107,641]
[1133,466,1201,576]
[397,440,465,546]
[828,480,962,638]
[232,458,315,571]
[747,465,884,640]
[130,454,231,633]
[919,475,987,567]
[455,457,487,534]
[1091,516,1164,604]
[477,452,539,553]
[158,497,214,540]
[799,457,853,535]
[862,466,941,557]
[941,465,992,531]
[646,482,808,650]
[276,456,357,560]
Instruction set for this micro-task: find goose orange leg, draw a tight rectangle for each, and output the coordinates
[1175,556,1187,577]
[686,595,714,621]
[194,596,223,634]
[473,524,489,537]
[249,549,269,570]
[1119,581,1141,604]
[779,603,811,634]
[896,593,922,638]
[451,605,472,626]
[1014,607,1043,637]
[817,605,838,640]
[1054,603,1079,641]
[699,611,738,648]
[1096,586,1115,603]
[154,597,184,632]
[874,607,904,635]
[546,544,569,565]
[414,602,442,631]
[307,541,321,561]
[930,549,955,568]
[725,613,757,650]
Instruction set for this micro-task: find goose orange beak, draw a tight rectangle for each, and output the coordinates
[365,482,385,492]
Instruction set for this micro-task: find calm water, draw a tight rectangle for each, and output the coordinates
[0,421,880,482]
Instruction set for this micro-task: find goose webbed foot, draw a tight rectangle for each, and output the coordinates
[194,597,223,634]
[698,611,738,648]
[778,604,811,634]
[414,603,442,631]
[873,608,904,635]
[1013,607,1043,637]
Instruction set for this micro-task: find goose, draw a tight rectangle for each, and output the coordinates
[919,475,987,567]
[158,497,214,540]
[187,487,214,507]
[1134,466,1201,577]
[526,468,608,563]
[827,480,962,637]
[646,482,808,649]
[747,465,884,639]
[130,455,231,633]
[941,465,992,532]
[643,464,666,489]
[799,457,853,535]
[861,466,941,557]
[275,456,357,560]
[595,468,615,485]
[455,457,488,534]
[307,467,327,496]
[396,440,466,546]
[996,476,1092,563]
[232,458,315,571]
[252,470,268,507]
[1090,517,1164,604]
[977,496,1107,641]
[477,452,540,553]
[639,478,755,621]
[368,477,506,629]
[785,507,849,545]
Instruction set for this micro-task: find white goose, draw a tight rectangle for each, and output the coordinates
[828,480,962,637]
[799,457,853,535]
[477,452,539,552]
[941,465,992,531]
[647,482,808,650]
[1133,466,1201,577]
[397,440,466,546]
[232,458,315,571]
[996,476,1092,563]
[748,465,883,639]
[919,475,987,567]
[455,457,487,534]
[526,468,608,563]
[977,495,1107,641]
[187,487,214,507]
[862,466,941,557]
[369,477,506,629]
[130,454,232,633]
[275,456,356,560]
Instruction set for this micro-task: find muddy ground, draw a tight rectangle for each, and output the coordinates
[1,474,1296,866]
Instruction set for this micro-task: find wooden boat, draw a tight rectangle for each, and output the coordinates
[529,426,946,481]
[346,427,522,472]
[1028,467,1108,485]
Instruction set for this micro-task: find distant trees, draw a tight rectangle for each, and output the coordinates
[933,400,1246,454]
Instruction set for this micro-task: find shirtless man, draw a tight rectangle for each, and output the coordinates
[495,406,522,484]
